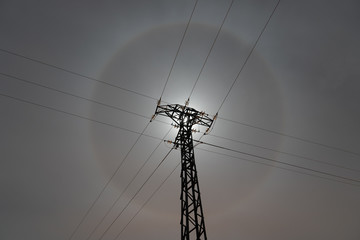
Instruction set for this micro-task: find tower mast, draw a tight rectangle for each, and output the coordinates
[154,103,215,240]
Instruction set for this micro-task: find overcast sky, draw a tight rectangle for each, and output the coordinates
[1,0,360,239]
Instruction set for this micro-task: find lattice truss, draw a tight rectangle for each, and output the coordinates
[154,103,216,240]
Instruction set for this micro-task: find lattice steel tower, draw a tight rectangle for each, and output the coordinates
[153,102,216,240]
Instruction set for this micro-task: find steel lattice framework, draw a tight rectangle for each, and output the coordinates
[154,103,215,240]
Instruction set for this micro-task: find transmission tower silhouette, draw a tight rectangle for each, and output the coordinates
[152,101,216,240]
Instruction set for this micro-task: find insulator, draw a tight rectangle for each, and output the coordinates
[171,123,179,128]
[185,98,189,106]
[213,112,218,120]
[150,114,156,122]
[157,98,161,106]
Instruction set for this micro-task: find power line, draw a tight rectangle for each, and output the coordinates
[196,146,360,187]
[2,61,358,240]
[194,140,360,185]
[0,91,172,240]
[187,0,358,162]
[160,0,199,98]
[114,163,180,240]
[0,92,160,141]
[0,48,157,101]
[216,0,280,112]
[188,0,235,99]
[3,72,358,179]
[5,71,355,174]
[67,121,152,240]
[3,45,357,158]
[115,146,360,239]
[0,72,149,120]
[185,0,234,147]
[84,127,173,240]
[2,1,358,238]
[1,0,357,158]
[98,148,174,240]
[217,116,360,157]
[210,0,359,158]
[0,72,171,126]
[113,141,360,240]
[207,133,360,173]
[3,83,357,188]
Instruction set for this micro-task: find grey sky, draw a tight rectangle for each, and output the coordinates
[1,0,360,239]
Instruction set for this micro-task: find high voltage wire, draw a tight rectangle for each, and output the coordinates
[114,163,180,240]
[2,2,200,237]
[194,140,360,185]
[208,0,358,158]
[188,0,235,99]
[5,58,360,236]
[109,145,360,239]
[1,0,358,238]
[84,127,173,240]
[160,0,199,98]
[0,72,171,126]
[98,148,174,240]
[1,48,359,156]
[2,72,359,173]
[2,0,360,236]
[186,0,233,147]
[67,121,152,240]
[0,72,149,119]
[216,0,281,113]
[0,92,160,141]
[217,116,360,157]
[195,146,360,187]
[0,48,157,101]
[3,2,232,238]
[164,141,360,186]
[207,133,360,173]
[2,89,358,188]
[115,145,360,239]
[107,3,279,237]
[0,90,164,240]
[1,4,197,240]
[2,82,359,240]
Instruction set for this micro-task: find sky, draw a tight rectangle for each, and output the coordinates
[1,0,360,239]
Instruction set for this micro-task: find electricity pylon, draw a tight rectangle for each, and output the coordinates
[152,101,216,240]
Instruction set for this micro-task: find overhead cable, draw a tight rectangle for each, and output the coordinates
[2,73,357,175]
[188,0,235,99]
[217,116,360,157]
[114,163,180,240]
[98,148,174,240]
[0,48,157,100]
[0,72,171,126]
[194,140,360,185]
[67,121,152,240]
[207,133,360,172]
[0,92,160,141]
[84,127,173,240]
[3,70,357,175]
[160,0,199,98]
[216,0,281,112]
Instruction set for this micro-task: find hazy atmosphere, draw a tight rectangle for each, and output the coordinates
[1,0,360,239]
